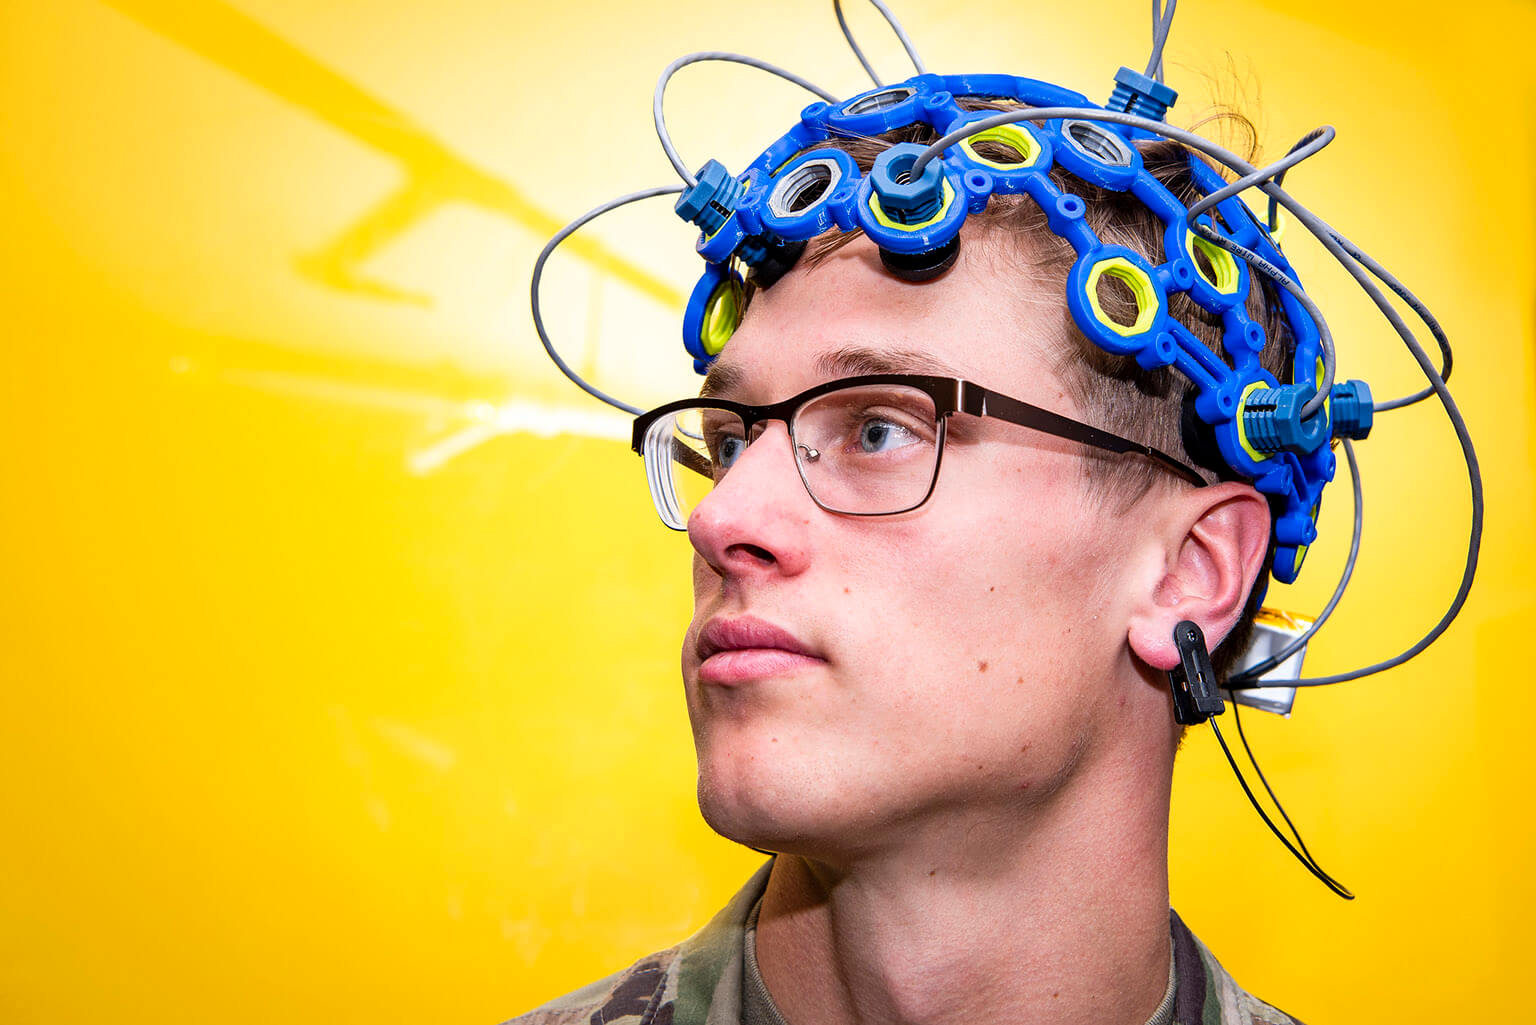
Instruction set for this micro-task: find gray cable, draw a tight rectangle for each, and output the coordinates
[654,52,838,188]
[834,0,882,86]
[1327,229,1452,410]
[530,185,685,416]
[1186,127,1333,232]
[835,0,884,85]
[910,105,1481,687]
[832,0,929,87]
[1257,129,1452,409]
[1288,397,1479,684]
[1144,0,1178,83]
[1229,438,1361,686]
[1265,129,1326,233]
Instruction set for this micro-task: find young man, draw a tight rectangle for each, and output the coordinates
[512,139,1298,1020]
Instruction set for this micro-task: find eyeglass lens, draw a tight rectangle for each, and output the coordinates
[653,383,942,525]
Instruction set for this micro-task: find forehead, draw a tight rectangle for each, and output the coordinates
[702,233,1069,405]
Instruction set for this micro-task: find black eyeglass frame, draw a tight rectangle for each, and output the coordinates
[631,373,1207,528]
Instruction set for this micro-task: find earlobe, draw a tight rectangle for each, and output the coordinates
[1126,483,1271,672]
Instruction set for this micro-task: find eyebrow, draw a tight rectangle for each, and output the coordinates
[813,345,966,380]
[699,361,742,399]
[700,344,966,399]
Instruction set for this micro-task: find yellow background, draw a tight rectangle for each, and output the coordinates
[3,0,1533,1021]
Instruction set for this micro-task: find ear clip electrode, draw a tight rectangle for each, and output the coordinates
[1166,621,1354,899]
[1168,620,1224,726]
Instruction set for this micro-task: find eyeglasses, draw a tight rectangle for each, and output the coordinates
[631,373,1206,530]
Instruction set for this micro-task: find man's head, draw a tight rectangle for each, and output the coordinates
[784,108,1295,676]
[677,213,1272,859]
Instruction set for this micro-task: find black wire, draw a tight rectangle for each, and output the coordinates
[1231,702,1318,864]
[1209,716,1354,900]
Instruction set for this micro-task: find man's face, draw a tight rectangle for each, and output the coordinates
[680,234,1153,859]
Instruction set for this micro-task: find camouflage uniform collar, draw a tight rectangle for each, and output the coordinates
[674,858,774,1025]
[508,859,1303,1025]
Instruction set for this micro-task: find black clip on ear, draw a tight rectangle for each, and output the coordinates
[1167,620,1226,726]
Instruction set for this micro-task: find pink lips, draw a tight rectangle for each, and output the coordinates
[695,616,824,685]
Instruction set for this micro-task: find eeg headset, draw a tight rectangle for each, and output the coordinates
[530,0,1482,895]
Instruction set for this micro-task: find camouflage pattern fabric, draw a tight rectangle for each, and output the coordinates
[505,860,1304,1025]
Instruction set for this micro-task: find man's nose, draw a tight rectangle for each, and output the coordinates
[687,420,815,579]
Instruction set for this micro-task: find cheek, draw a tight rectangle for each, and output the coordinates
[913,468,1106,597]
[883,475,1126,685]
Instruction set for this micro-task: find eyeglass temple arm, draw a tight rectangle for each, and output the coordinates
[971,388,1208,487]
[670,437,714,478]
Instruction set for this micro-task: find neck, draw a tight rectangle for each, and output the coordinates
[753,746,1175,1025]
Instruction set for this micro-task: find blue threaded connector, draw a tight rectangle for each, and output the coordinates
[1330,380,1374,440]
[1241,384,1329,455]
[870,144,945,225]
[1106,66,1178,122]
[675,159,745,238]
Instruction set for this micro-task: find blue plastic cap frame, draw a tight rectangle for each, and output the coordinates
[670,72,1352,584]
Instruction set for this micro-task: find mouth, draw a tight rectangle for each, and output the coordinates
[695,615,825,685]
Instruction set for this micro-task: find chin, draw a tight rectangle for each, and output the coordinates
[694,743,833,852]
[693,747,893,861]
[697,757,792,844]
[696,788,794,853]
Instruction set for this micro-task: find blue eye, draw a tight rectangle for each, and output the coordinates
[857,418,918,453]
[715,434,746,469]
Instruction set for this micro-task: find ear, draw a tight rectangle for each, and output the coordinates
[1126,483,1272,672]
